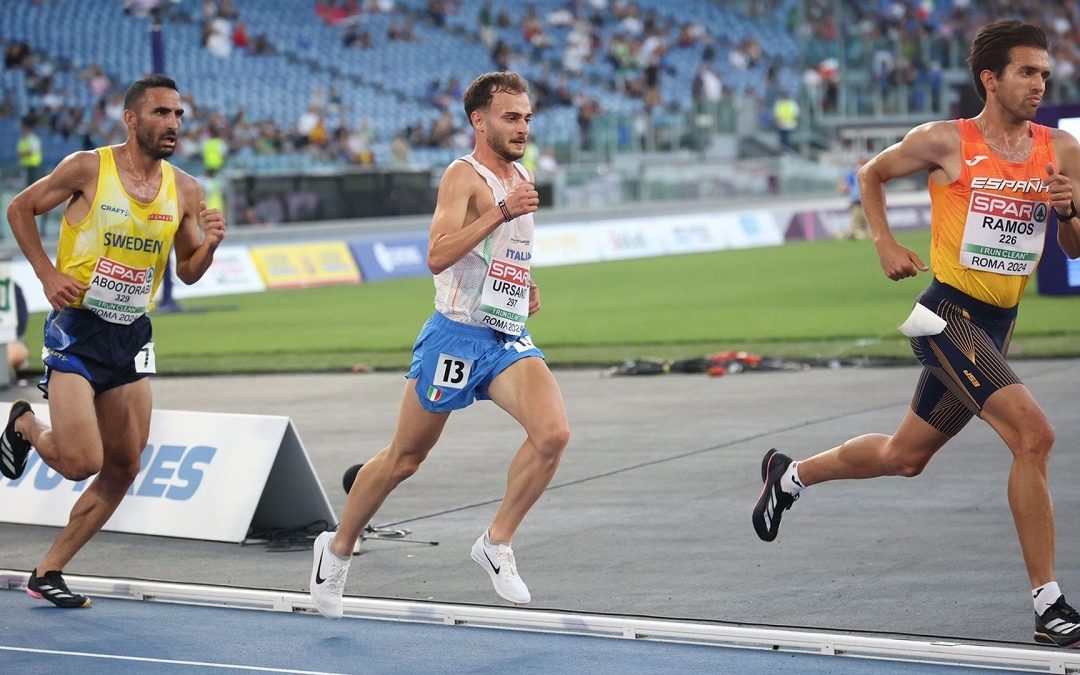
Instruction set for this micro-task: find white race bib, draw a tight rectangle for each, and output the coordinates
[474,258,530,335]
[82,257,154,324]
[959,191,1047,276]
[135,341,156,374]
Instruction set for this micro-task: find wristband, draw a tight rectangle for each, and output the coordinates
[497,199,513,222]
[1056,201,1078,222]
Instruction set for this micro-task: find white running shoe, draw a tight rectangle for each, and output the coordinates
[470,530,531,605]
[310,531,350,619]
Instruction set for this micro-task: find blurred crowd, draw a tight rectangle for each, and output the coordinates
[4,0,1080,178]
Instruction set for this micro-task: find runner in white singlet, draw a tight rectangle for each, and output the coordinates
[310,72,570,616]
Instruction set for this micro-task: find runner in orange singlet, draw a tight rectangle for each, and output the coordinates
[751,21,1080,647]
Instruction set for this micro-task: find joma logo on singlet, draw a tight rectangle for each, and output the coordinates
[970,177,1049,193]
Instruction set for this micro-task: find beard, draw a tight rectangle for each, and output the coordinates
[136,126,176,159]
[488,133,526,161]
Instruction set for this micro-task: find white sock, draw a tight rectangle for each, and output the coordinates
[780,461,805,496]
[1033,581,1062,616]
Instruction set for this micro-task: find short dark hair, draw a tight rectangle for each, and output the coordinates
[967,20,1048,101]
[462,71,529,121]
[124,74,179,111]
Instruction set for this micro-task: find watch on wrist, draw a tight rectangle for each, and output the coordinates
[1057,201,1078,222]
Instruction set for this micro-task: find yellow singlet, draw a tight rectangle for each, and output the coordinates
[56,146,180,322]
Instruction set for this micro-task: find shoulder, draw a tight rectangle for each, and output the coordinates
[57,149,102,177]
[1049,126,1080,152]
[907,119,959,143]
[170,164,201,197]
[902,119,959,154]
[438,159,483,192]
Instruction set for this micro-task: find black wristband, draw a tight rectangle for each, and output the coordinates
[497,199,513,222]
[1056,201,1078,222]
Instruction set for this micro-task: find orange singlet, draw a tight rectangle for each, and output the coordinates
[928,118,1057,308]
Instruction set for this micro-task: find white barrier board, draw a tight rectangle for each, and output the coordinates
[0,404,336,543]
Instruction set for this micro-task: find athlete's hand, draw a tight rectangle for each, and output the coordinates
[1046,163,1076,218]
[503,182,539,220]
[199,200,227,247]
[528,279,541,316]
[876,239,928,281]
[40,268,89,311]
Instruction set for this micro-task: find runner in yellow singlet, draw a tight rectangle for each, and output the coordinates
[751,21,1080,647]
[2,75,227,608]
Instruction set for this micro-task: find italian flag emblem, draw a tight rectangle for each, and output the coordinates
[427,386,442,402]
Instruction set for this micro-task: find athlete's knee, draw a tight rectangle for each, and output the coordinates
[1013,420,1055,463]
[62,455,104,482]
[531,421,570,463]
[388,451,427,483]
[882,438,932,478]
[100,451,142,486]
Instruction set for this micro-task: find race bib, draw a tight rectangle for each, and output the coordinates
[82,257,154,324]
[474,258,529,335]
[135,341,156,374]
[960,192,1047,276]
[433,353,472,389]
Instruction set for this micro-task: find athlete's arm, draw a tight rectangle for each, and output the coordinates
[427,161,539,275]
[172,170,226,284]
[858,121,953,280]
[6,151,97,310]
[1049,129,1080,259]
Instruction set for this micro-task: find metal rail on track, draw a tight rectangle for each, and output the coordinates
[3,570,1076,673]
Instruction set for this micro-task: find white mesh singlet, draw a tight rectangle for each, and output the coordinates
[433,154,534,327]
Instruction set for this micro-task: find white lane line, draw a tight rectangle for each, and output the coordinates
[0,646,347,674]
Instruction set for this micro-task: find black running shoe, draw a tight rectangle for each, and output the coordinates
[752,449,798,542]
[1,400,34,479]
[26,569,92,608]
[1035,596,1080,647]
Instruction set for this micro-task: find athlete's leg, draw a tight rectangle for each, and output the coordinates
[329,380,450,557]
[35,378,151,572]
[798,407,951,486]
[485,357,570,543]
[16,372,105,480]
[979,383,1057,588]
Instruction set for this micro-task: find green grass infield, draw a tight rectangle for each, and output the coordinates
[21,228,1080,375]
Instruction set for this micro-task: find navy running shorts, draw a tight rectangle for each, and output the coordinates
[406,312,545,413]
[908,279,1020,436]
[38,307,154,397]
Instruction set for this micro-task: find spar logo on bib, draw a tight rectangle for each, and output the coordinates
[489,259,529,285]
[98,258,155,284]
[971,192,1047,235]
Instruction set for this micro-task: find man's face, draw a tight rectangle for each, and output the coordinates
[127,87,184,159]
[480,91,532,161]
[990,46,1050,121]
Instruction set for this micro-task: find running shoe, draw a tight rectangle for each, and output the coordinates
[1035,596,1080,647]
[310,531,350,619]
[26,569,92,608]
[752,448,798,542]
[1,400,33,479]
[471,530,530,605]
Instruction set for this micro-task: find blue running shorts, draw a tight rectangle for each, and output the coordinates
[407,312,545,413]
[38,307,154,397]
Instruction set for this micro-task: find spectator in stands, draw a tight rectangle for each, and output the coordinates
[477,1,497,49]
[772,90,800,154]
[390,131,411,166]
[16,118,43,189]
[3,40,31,70]
[837,156,868,240]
